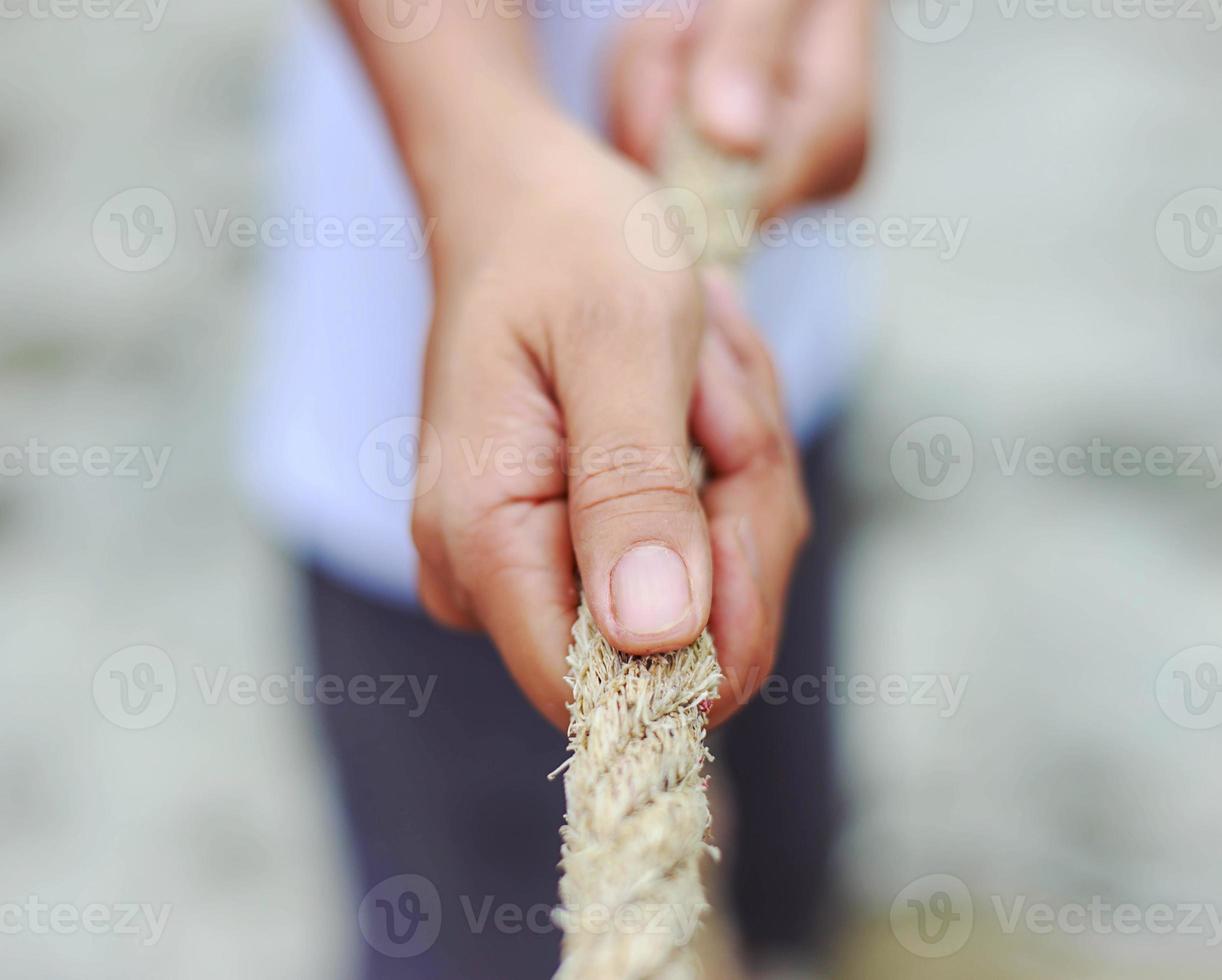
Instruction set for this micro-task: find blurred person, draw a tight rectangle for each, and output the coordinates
[242,0,873,976]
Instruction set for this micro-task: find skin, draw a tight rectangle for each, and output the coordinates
[329,0,872,729]
[609,0,874,214]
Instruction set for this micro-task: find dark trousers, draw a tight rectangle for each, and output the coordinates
[307,439,839,979]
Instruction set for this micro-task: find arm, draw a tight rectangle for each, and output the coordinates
[329,0,555,278]
[329,0,810,728]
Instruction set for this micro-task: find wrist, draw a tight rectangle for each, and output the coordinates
[411,103,600,278]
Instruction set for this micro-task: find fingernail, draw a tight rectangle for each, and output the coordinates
[611,544,693,636]
[695,72,768,149]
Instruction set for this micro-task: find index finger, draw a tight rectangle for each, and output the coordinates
[690,274,811,726]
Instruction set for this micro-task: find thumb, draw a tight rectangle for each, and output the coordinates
[558,304,712,655]
[688,0,805,154]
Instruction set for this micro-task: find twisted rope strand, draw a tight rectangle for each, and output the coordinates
[552,121,760,979]
[553,604,721,979]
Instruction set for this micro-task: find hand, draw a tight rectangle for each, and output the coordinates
[608,0,873,215]
[411,114,810,728]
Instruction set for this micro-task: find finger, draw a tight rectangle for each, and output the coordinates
[702,468,808,722]
[411,422,481,630]
[689,276,811,725]
[456,498,579,730]
[759,0,873,212]
[414,327,579,730]
[697,274,810,591]
[412,417,483,631]
[705,511,769,728]
[687,0,806,153]
[606,15,689,169]
[557,290,712,656]
[700,266,784,425]
[415,559,481,631]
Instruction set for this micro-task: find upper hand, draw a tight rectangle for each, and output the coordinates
[411,117,810,729]
[608,0,873,215]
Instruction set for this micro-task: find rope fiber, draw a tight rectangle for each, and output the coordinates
[551,120,760,980]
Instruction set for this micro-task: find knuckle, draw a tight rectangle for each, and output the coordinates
[821,119,870,198]
[559,279,699,349]
[794,494,814,545]
[748,423,790,471]
[416,572,448,620]
[754,336,783,387]
[706,0,781,52]
[447,500,539,592]
[569,440,699,524]
[712,299,783,397]
[728,641,777,711]
[717,412,790,480]
[410,503,447,570]
[747,341,784,400]
[417,573,471,631]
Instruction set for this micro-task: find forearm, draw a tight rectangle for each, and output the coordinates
[329,0,568,263]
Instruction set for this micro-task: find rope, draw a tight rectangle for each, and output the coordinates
[551,120,760,980]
